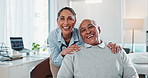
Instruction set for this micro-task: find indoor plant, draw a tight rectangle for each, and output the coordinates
[32,43,46,55]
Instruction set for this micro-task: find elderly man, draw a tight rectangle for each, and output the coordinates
[57,19,139,78]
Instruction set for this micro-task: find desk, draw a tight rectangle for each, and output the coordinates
[0,55,49,78]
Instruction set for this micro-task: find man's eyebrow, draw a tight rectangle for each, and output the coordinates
[88,23,93,26]
[79,27,85,30]
[80,23,93,30]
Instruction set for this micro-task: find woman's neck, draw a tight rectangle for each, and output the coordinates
[62,33,72,45]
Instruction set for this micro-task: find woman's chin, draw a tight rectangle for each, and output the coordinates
[62,30,72,35]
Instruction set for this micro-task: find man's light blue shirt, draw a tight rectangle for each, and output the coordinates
[47,28,83,66]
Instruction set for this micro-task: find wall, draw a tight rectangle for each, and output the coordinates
[70,0,122,43]
[57,0,70,11]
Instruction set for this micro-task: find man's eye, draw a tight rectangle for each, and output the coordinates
[81,29,85,32]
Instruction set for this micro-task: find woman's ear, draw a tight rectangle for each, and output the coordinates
[73,20,77,24]
[72,20,77,27]
[57,18,59,22]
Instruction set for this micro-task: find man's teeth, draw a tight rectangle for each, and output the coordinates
[87,35,94,39]
[63,27,70,29]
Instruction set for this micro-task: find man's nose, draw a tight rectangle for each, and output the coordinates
[86,29,91,34]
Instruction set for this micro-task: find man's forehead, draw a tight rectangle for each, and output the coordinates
[80,20,94,27]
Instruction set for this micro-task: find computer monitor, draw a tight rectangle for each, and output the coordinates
[10,37,24,50]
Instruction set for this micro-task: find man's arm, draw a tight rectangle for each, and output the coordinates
[121,50,139,78]
[57,55,74,78]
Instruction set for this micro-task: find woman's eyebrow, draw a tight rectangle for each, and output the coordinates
[68,16,75,19]
[59,16,64,18]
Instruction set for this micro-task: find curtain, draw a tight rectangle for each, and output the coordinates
[4,0,48,49]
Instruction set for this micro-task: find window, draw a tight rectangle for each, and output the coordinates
[5,0,48,49]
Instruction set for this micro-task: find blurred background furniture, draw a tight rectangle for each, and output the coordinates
[123,48,130,54]
[128,52,148,78]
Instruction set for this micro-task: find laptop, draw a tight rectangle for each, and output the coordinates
[10,37,31,53]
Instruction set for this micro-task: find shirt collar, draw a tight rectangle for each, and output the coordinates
[57,28,80,46]
[84,41,105,48]
[72,28,79,42]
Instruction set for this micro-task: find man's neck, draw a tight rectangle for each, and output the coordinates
[91,39,102,46]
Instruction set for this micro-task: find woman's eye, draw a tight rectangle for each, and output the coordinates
[60,18,64,20]
[68,17,73,20]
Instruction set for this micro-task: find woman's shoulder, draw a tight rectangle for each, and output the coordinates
[49,28,60,36]
[50,28,60,33]
[48,28,60,41]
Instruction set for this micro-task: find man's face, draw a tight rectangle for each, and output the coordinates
[57,10,76,35]
[79,20,100,45]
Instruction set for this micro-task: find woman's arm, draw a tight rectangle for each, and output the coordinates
[48,32,80,66]
[107,42,122,54]
[48,35,63,66]
[61,44,80,57]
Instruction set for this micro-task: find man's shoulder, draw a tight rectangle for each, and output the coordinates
[64,45,85,57]
[79,44,85,48]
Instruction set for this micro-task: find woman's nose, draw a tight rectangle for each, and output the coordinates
[63,19,68,25]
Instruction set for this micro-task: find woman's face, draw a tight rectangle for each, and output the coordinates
[57,10,76,35]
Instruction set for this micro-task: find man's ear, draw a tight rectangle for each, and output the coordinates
[98,26,101,33]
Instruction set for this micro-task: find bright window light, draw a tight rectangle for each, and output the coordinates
[85,0,103,4]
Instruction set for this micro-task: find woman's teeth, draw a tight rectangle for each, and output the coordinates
[63,27,70,29]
